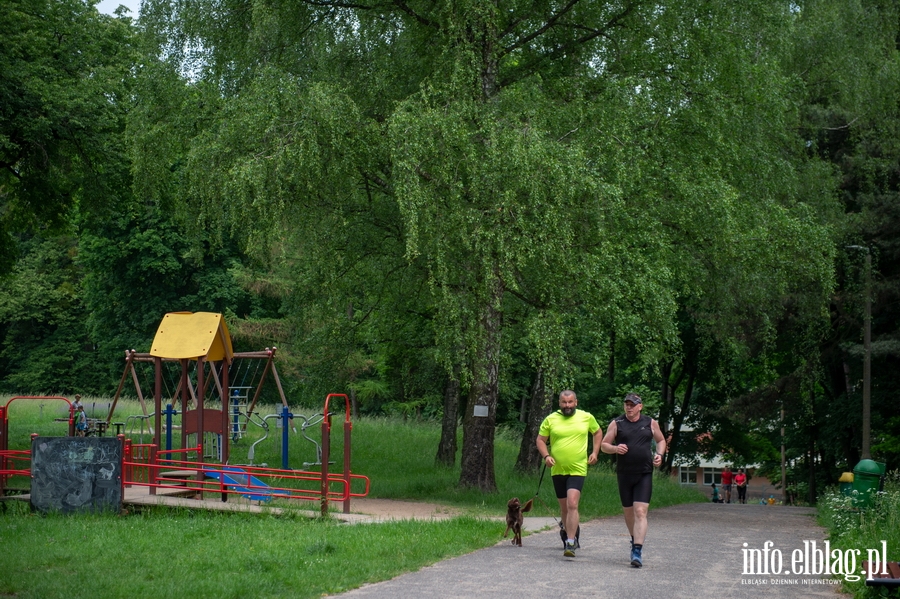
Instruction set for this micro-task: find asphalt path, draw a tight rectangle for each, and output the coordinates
[333,503,849,598]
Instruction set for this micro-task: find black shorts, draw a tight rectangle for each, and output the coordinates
[617,471,653,507]
[552,475,586,499]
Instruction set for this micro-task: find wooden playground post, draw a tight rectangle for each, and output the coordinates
[320,393,352,516]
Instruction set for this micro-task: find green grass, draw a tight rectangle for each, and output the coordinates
[817,472,900,598]
[1,395,704,598]
[346,417,703,519]
[0,502,499,599]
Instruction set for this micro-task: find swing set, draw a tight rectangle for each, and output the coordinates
[106,321,291,464]
[105,312,335,467]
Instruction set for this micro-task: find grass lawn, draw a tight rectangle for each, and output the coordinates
[0,395,704,598]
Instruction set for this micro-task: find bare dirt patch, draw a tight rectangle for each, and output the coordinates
[347,498,464,519]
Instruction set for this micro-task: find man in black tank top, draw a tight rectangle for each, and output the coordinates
[600,393,666,568]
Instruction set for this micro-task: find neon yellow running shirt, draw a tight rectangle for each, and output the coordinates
[538,409,600,476]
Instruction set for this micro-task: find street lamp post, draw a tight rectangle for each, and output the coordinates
[847,245,871,459]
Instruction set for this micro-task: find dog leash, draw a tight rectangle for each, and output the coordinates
[534,459,551,497]
[532,461,564,531]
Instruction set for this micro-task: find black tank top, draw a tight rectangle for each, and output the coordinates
[614,414,654,474]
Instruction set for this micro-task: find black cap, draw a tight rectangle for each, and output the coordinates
[625,393,642,405]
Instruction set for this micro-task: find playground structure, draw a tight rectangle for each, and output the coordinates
[0,312,369,515]
[0,395,75,496]
[108,313,335,471]
[109,311,267,466]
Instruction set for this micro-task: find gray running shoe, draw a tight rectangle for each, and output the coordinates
[561,526,581,549]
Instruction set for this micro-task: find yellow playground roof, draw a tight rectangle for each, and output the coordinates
[149,312,234,361]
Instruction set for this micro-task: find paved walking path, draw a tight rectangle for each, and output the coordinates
[332,503,849,598]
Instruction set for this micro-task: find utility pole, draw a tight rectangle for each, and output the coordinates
[862,250,871,459]
[781,405,786,504]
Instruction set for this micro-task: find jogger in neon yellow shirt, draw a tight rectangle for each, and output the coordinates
[536,390,602,557]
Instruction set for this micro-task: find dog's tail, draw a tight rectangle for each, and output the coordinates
[522,498,533,513]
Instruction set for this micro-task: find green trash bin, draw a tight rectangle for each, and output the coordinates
[838,472,854,497]
[851,459,886,507]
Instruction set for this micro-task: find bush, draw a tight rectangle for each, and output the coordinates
[818,471,900,597]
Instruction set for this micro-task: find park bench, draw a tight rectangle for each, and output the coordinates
[863,561,900,587]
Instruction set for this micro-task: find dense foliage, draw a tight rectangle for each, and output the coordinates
[1,0,898,498]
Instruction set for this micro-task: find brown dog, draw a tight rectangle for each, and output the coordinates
[503,497,534,546]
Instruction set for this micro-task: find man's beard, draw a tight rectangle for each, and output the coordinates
[561,407,575,417]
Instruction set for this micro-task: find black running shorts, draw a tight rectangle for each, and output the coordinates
[552,475,586,499]
[616,471,653,507]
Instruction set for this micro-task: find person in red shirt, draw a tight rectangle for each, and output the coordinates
[721,466,733,503]
[734,468,748,504]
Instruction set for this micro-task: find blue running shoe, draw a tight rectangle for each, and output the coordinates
[630,546,643,568]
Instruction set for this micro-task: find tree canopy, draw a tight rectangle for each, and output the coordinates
[130,0,837,491]
[1,0,897,500]
[0,0,135,274]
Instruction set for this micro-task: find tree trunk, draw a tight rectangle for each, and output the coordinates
[457,29,503,491]
[514,368,553,473]
[459,379,498,491]
[840,359,860,468]
[435,372,460,467]
[608,331,616,382]
[348,301,360,419]
[808,387,817,503]
[807,444,816,504]
[458,279,502,492]
[350,388,359,421]
[659,360,674,435]
[661,357,697,473]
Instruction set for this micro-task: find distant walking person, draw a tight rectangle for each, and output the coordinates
[74,405,88,437]
[735,468,748,504]
[721,466,733,503]
[536,390,603,558]
[601,392,666,568]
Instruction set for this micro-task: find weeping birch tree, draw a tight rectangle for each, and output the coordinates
[135,0,834,491]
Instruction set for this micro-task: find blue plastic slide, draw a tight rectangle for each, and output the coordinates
[204,466,273,501]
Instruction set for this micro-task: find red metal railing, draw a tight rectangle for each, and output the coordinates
[0,450,31,496]
[0,450,31,478]
[0,443,370,508]
[125,453,370,504]
[0,393,370,509]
